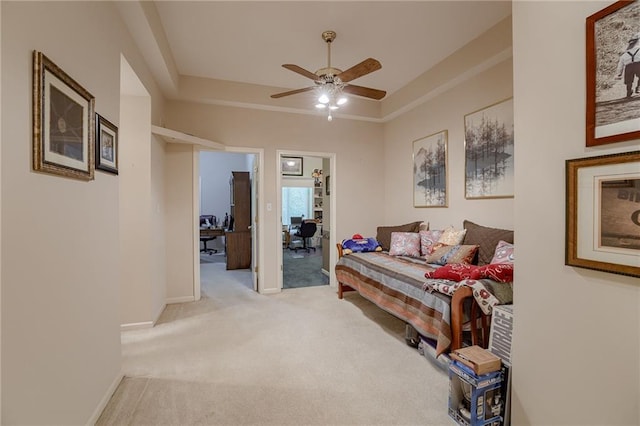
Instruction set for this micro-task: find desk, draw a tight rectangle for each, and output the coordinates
[200,227,225,238]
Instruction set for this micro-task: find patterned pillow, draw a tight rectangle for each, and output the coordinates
[462,220,514,266]
[476,263,514,283]
[490,240,514,264]
[420,230,444,256]
[389,232,422,257]
[425,244,479,265]
[438,227,467,245]
[424,263,480,281]
[376,221,422,251]
[341,237,382,255]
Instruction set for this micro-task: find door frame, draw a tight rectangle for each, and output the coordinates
[193,146,264,299]
[276,149,337,291]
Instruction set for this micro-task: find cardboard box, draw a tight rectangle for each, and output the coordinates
[489,304,514,425]
[451,345,501,375]
[449,361,503,426]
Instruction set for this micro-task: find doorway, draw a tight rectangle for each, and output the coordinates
[277,151,336,290]
[195,148,263,298]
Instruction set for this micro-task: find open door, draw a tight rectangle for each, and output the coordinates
[251,156,259,291]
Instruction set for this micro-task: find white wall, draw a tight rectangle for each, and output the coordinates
[1,2,164,423]
[165,101,385,294]
[384,58,513,231]
[512,2,639,424]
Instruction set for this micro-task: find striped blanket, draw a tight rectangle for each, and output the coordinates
[335,252,455,355]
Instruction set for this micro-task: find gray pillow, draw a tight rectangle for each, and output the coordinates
[462,220,514,266]
[376,221,422,251]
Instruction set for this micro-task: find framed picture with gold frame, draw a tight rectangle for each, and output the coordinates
[566,150,640,278]
[32,51,95,180]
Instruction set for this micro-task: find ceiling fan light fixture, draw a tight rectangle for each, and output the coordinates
[337,96,348,106]
[318,94,330,104]
[315,103,326,109]
[329,105,339,110]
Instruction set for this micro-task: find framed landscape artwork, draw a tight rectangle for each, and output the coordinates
[32,51,95,180]
[566,151,640,278]
[412,130,447,207]
[281,156,303,176]
[464,98,514,199]
[95,114,119,174]
[586,0,640,146]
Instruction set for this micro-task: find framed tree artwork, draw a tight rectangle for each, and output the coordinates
[464,98,514,199]
[413,130,448,207]
[32,51,95,180]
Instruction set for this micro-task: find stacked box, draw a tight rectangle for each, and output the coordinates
[488,304,514,425]
[449,361,503,426]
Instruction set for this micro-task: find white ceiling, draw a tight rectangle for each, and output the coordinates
[120,1,512,116]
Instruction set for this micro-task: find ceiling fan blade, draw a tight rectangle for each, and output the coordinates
[343,84,386,100]
[336,58,381,83]
[271,86,316,99]
[282,64,319,81]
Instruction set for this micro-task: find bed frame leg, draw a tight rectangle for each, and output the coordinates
[338,282,354,299]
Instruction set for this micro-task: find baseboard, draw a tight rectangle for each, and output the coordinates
[166,295,195,304]
[321,268,329,277]
[86,371,124,425]
[121,321,153,331]
[261,288,281,295]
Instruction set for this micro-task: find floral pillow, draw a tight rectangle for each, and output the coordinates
[389,232,422,258]
[476,263,514,283]
[438,227,467,245]
[420,230,443,256]
[490,240,514,264]
[424,263,480,281]
[425,244,479,265]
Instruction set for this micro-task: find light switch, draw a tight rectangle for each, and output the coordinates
[266,202,272,211]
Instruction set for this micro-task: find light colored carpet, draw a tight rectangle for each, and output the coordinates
[97,262,451,425]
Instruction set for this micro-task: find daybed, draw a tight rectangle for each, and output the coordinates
[335,220,514,356]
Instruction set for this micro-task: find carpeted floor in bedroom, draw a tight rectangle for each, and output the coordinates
[96,251,451,425]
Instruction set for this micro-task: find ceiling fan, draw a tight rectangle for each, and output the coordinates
[271,30,387,103]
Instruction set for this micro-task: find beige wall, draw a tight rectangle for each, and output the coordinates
[164,102,385,294]
[383,58,514,230]
[1,2,165,424]
[512,2,639,424]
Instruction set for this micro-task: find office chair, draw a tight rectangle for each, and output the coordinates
[200,215,218,255]
[289,216,303,234]
[289,221,317,253]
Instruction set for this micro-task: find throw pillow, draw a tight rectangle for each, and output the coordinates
[476,263,514,283]
[490,240,514,264]
[462,220,514,266]
[389,232,422,258]
[420,230,444,256]
[425,244,479,265]
[424,263,480,281]
[438,227,467,245]
[376,221,422,251]
[341,237,382,255]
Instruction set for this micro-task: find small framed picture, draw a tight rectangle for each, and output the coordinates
[412,130,448,207]
[586,0,640,146]
[464,98,514,199]
[95,114,118,174]
[566,150,640,278]
[281,156,303,176]
[325,175,330,195]
[32,51,95,180]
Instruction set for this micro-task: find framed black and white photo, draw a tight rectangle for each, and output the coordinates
[464,98,514,199]
[32,51,95,180]
[412,130,447,207]
[281,156,303,176]
[95,114,118,174]
[566,151,640,278]
[587,0,640,146]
